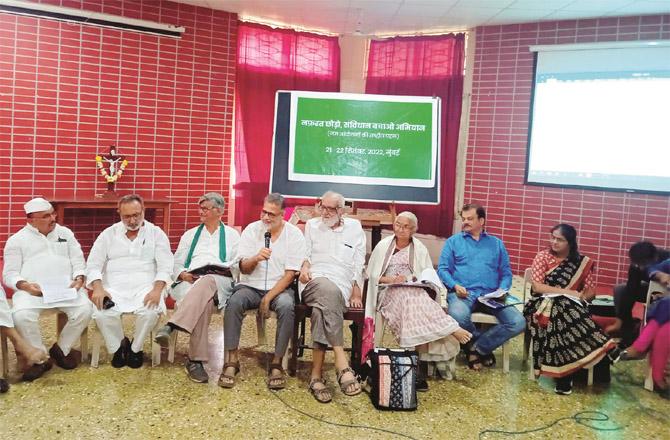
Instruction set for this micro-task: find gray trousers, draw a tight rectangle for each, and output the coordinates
[302,277,346,348]
[223,284,294,358]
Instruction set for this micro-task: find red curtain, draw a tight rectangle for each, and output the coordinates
[234,22,340,226]
[365,34,465,237]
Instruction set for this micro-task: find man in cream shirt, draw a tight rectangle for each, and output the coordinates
[299,191,365,403]
[219,193,306,390]
[87,194,174,368]
[3,197,92,378]
[154,192,240,383]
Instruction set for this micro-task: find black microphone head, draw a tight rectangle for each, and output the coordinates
[264,231,271,247]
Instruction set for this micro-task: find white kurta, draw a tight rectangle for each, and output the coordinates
[170,223,240,304]
[237,220,306,291]
[301,217,366,305]
[0,285,12,327]
[3,223,89,312]
[86,221,174,313]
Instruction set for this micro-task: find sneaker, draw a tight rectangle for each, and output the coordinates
[554,377,573,395]
[154,325,173,347]
[185,359,209,383]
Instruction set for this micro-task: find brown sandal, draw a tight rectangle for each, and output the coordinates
[267,363,287,390]
[308,378,332,403]
[218,361,240,388]
[336,367,362,396]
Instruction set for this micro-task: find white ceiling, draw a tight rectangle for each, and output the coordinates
[170,0,670,36]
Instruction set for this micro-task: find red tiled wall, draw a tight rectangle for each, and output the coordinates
[467,15,670,290]
[0,0,237,254]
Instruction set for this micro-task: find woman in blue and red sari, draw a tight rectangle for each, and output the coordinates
[524,223,617,395]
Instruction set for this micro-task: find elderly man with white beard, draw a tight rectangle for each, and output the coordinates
[86,194,174,368]
[298,191,365,403]
[3,197,92,380]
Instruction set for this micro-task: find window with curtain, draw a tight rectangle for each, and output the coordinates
[234,22,340,226]
[365,34,465,237]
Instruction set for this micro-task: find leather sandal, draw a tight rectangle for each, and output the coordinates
[308,378,332,403]
[336,367,362,396]
[267,363,287,390]
[467,350,482,371]
[218,361,240,388]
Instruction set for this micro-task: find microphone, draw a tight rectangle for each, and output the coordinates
[263,230,271,295]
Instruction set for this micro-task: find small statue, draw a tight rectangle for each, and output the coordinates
[95,145,129,194]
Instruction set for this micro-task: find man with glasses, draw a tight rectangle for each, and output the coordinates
[219,193,305,390]
[437,203,525,371]
[3,197,92,379]
[87,194,173,368]
[299,191,364,402]
[154,192,240,383]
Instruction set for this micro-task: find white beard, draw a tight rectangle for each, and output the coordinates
[322,215,340,228]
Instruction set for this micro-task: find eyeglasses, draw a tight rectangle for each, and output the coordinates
[261,209,280,219]
[121,212,143,221]
[394,222,413,230]
[199,205,217,213]
[318,205,340,214]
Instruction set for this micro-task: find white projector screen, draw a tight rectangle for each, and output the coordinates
[526,41,670,194]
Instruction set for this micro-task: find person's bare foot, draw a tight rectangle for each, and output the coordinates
[24,346,48,365]
[453,328,472,345]
[604,318,622,335]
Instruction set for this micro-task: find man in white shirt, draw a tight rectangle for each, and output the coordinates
[219,193,306,390]
[3,197,92,378]
[299,191,365,403]
[154,192,240,383]
[87,194,174,369]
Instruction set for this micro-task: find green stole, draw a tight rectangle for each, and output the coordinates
[184,222,227,269]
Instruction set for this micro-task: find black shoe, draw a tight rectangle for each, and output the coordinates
[111,337,130,368]
[22,359,53,382]
[416,378,429,392]
[554,377,573,395]
[49,343,78,370]
[127,344,144,369]
[0,378,9,393]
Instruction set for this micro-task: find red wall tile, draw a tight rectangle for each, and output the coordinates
[0,1,237,254]
[467,14,670,290]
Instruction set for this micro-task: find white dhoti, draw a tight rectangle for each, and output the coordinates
[11,254,92,355]
[93,304,161,354]
[13,300,93,355]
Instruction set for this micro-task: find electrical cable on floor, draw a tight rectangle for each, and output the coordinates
[270,390,419,440]
[478,410,624,439]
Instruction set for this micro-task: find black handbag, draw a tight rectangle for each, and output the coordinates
[361,348,418,411]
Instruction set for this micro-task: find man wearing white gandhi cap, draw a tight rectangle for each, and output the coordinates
[2,197,93,380]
